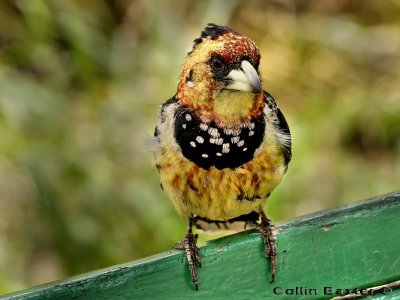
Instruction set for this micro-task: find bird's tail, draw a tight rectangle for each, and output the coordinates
[192,211,260,234]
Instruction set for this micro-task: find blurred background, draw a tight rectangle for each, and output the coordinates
[0,0,399,294]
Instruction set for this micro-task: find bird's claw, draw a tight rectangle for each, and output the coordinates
[175,232,201,290]
[257,211,277,283]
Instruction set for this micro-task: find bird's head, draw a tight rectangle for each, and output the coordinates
[176,24,265,126]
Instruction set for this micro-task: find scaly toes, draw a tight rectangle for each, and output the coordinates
[180,232,201,290]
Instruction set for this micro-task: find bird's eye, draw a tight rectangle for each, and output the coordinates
[210,55,224,71]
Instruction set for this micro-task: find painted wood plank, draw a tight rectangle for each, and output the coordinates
[1,191,400,300]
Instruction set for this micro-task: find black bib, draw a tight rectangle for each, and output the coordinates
[174,106,265,169]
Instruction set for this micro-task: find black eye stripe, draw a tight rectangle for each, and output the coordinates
[211,60,223,70]
[209,55,229,80]
[209,55,259,81]
[209,55,225,69]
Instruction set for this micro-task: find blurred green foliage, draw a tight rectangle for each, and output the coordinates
[0,0,399,294]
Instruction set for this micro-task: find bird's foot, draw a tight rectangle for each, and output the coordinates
[243,212,277,281]
[256,210,277,282]
[174,225,201,290]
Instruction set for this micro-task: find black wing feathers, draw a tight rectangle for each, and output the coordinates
[264,91,292,166]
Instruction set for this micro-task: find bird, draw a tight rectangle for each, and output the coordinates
[154,23,291,290]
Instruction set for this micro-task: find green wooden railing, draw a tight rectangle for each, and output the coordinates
[1,192,400,299]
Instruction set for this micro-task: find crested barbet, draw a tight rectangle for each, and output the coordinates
[154,23,291,290]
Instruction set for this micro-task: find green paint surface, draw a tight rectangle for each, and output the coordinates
[2,192,400,300]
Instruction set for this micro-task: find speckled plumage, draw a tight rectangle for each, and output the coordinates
[153,23,291,289]
[155,94,288,220]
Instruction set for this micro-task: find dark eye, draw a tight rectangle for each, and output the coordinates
[210,55,224,71]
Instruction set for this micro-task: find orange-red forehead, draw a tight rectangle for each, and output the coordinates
[214,32,260,64]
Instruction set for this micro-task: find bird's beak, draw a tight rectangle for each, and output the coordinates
[224,60,262,93]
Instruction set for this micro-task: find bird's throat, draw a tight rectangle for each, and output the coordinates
[212,90,263,125]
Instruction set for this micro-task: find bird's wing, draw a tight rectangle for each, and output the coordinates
[153,96,179,152]
[263,91,292,167]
